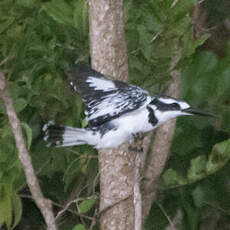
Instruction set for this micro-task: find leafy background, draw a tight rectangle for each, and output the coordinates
[0,0,229,229]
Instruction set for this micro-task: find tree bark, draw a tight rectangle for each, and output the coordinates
[89,0,135,229]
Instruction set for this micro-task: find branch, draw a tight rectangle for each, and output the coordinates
[55,199,76,221]
[0,71,57,230]
[20,194,94,221]
[98,195,131,218]
[142,39,182,219]
[134,153,142,230]
[164,208,182,230]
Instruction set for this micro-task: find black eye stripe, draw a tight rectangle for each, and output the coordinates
[171,103,180,110]
[150,99,180,111]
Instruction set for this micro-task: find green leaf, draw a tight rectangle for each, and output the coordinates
[78,197,96,214]
[11,193,22,229]
[162,168,187,187]
[81,119,87,128]
[0,211,4,229]
[73,0,88,34]
[141,6,163,33]
[207,138,230,174]
[137,25,153,60]
[147,1,167,22]
[192,186,206,208]
[164,138,230,188]
[194,33,210,49]
[16,0,36,8]
[126,29,139,52]
[72,224,86,230]
[172,118,202,156]
[0,181,12,228]
[21,122,33,149]
[182,201,199,230]
[63,157,81,191]
[0,16,14,34]
[169,0,198,22]
[187,155,207,182]
[166,15,191,37]
[14,98,27,113]
[0,185,5,227]
[182,30,210,58]
[42,0,74,26]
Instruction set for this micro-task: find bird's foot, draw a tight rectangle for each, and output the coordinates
[133,132,144,141]
[128,145,143,153]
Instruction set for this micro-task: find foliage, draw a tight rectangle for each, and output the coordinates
[0,0,94,229]
[149,49,230,230]
[72,224,86,230]
[162,138,230,187]
[77,196,96,214]
[0,0,229,229]
[204,0,230,23]
[124,0,209,93]
[162,49,230,188]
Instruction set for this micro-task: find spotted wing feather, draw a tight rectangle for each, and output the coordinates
[70,64,151,126]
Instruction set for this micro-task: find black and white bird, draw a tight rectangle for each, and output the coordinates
[43,64,215,149]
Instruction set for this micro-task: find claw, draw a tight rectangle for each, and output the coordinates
[128,146,143,153]
[133,132,144,141]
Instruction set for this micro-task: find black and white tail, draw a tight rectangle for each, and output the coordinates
[43,121,96,147]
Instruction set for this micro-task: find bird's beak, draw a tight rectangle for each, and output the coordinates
[182,107,217,118]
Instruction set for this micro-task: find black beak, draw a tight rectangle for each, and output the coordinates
[182,107,217,118]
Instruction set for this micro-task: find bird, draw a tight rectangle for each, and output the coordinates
[43,63,215,149]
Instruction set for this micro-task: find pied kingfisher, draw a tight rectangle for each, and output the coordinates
[43,64,215,149]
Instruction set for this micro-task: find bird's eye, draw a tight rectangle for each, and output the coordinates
[171,103,180,110]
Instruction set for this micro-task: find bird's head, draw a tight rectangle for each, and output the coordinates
[148,96,215,126]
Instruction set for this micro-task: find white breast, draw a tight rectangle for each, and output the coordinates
[114,108,153,134]
[95,108,154,149]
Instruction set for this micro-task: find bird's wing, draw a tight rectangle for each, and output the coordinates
[69,64,151,126]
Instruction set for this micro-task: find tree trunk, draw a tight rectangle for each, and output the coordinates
[89,0,135,229]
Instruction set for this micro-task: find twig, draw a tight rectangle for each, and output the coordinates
[92,171,100,194]
[56,195,97,221]
[204,201,230,216]
[18,158,51,191]
[56,197,87,221]
[151,32,160,42]
[55,199,77,221]
[89,208,98,230]
[0,56,12,66]
[171,0,179,8]
[0,71,57,230]
[55,176,98,221]
[156,202,176,230]
[97,194,131,219]
[21,194,94,221]
[134,153,142,230]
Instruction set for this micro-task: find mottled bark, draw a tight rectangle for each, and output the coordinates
[134,153,142,230]
[89,0,128,78]
[142,40,182,219]
[89,0,135,229]
[0,71,57,230]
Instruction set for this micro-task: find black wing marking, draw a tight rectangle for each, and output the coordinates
[69,63,115,98]
[69,63,151,126]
